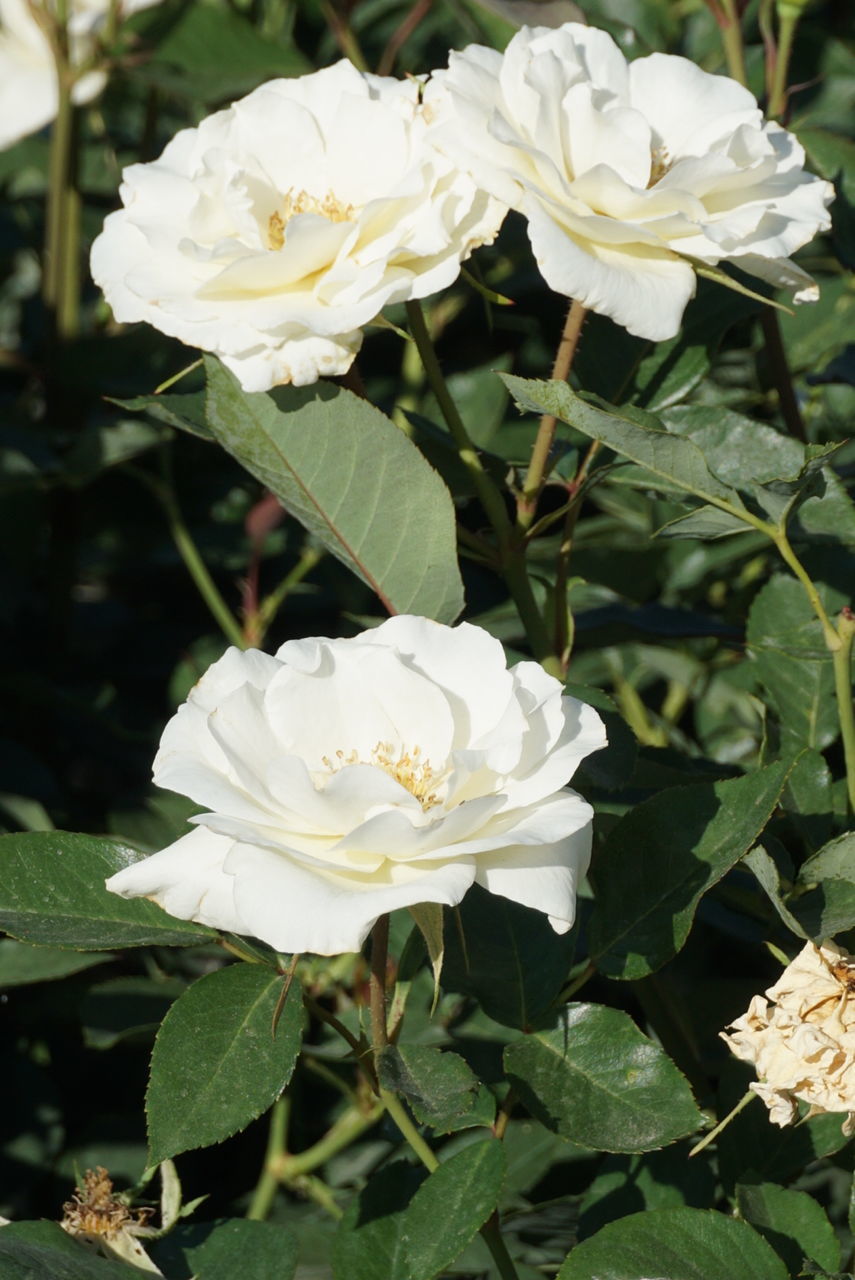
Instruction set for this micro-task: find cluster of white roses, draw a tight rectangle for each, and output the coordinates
[88,23,834,391]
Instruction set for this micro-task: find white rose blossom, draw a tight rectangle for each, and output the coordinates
[106,616,606,956]
[0,0,160,151]
[428,22,834,341]
[89,62,505,392]
[721,939,855,1134]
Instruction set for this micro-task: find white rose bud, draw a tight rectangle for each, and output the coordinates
[106,617,607,956]
[428,22,834,341]
[722,939,855,1134]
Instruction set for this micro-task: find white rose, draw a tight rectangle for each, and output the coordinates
[722,939,855,1134]
[0,0,159,151]
[428,23,834,341]
[89,62,505,392]
[106,616,606,956]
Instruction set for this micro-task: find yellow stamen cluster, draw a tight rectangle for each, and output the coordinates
[322,742,441,810]
[648,145,672,187]
[61,1168,151,1240]
[267,188,356,250]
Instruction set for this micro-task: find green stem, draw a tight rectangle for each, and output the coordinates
[768,8,799,118]
[250,545,323,646]
[518,299,587,529]
[380,1087,439,1170]
[760,311,805,441]
[131,458,246,649]
[832,610,855,814]
[44,69,75,326]
[247,1096,289,1221]
[405,300,560,676]
[771,527,838,649]
[370,914,390,1055]
[719,0,748,85]
[480,1215,521,1280]
[689,1090,755,1157]
[283,1103,382,1178]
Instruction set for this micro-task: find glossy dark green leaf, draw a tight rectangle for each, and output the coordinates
[151,1218,299,1280]
[743,845,808,940]
[332,1141,505,1280]
[110,390,211,440]
[81,976,184,1050]
[0,832,214,950]
[443,884,576,1028]
[590,759,794,979]
[502,375,741,506]
[792,833,855,938]
[504,1004,701,1153]
[578,1146,715,1240]
[146,962,302,1164]
[0,938,110,988]
[747,576,839,750]
[558,1207,788,1280]
[736,1182,840,1276]
[378,1044,494,1134]
[204,358,463,623]
[0,1223,142,1278]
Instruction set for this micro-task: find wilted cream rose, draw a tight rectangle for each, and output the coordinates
[0,0,159,151]
[106,616,606,956]
[90,62,505,392]
[429,22,834,341]
[722,939,855,1133]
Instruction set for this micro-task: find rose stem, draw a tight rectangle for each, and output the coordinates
[369,921,522,1280]
[832,609,855,814]
[760,311,806,441]
[553,439,601,670]
[405,299,560,677]
[128,457,246,649]
[688,1089,756,1157]
[370,913,390,1055]
[376,0,432,77]
[517,298,588,531]
[717,0,749,86]
[768,5,800,119]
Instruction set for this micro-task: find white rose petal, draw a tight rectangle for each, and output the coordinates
[106,616,607,955]
[0,0,160,151]
[90,63,506,391]
[429,22,834,340]
[722,939,855,1134]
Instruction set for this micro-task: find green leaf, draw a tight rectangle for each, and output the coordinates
[792,833,855,939]
[0,832,214,950]
[743,845,808,940]
[578,1146,715,1240]
[443,884,576,1029]
[146,962,303,1165]
[589,758,795,980]
[133,4,310,102]
[503,1004,701,1154]
[111,390,211,441]
[736,1182,841,1276]
[332,1141,505,1280]
[0,938,111,988]
[407,902,444,1008]
[204,358,463,623]
[378,1044,494,1135]
[0,1223,144,1278]
[501,375,743,507]
[655,505,751,540]
[747,576,839,750]
[81,977,184,1050]
[557,1207,789,1280]
[150,1219,299,1280]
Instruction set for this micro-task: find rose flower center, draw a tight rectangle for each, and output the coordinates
[267,188,356,250]
[648,145,672,188]
[322,742,442,811]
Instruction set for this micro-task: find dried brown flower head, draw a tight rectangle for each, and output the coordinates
[721,939,855,1134]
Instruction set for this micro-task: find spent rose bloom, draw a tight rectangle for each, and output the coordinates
[90,62,504,392]
[106,616,606,955]
[0,0,160,151]
[429,22,834,341]
[721,939,855,1134]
